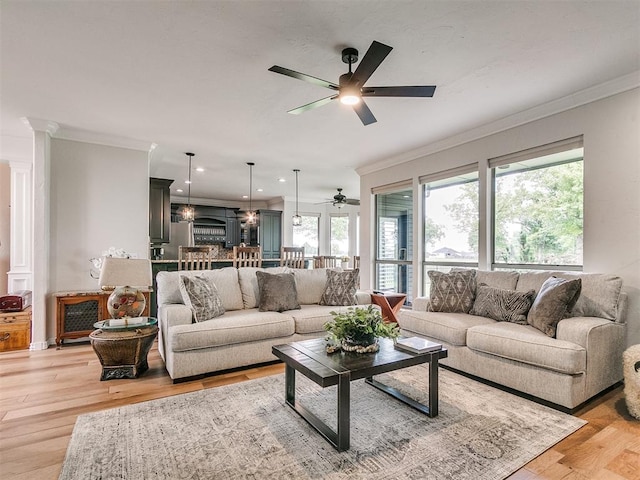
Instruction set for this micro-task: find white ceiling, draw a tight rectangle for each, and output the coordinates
[1,1,638,204]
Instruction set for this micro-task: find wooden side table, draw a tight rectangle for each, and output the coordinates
[0,306,32,352]
[371,293,407,324]
[90,317,158,380]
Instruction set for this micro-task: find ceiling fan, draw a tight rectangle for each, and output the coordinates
[268,40,436,125]
[317,188,360,208]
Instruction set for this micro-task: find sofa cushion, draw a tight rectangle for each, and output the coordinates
[256,271,300,312]
[476,270,519,290]
[427,270,476,313]
[157,268,243,311]
[169,309,295,352]
[286,304,345,335]
[293,268,331,305]
[554,272,623,320]
[470,284,535,325]
[178,274,225,322]
[515,271,558,295]
[398,310,495,346]
[466,322,586,375]
[320,269,358,306]
[527,276,582,337]
[238,267,291,309]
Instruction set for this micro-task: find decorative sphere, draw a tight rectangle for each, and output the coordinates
[107,286,146,319]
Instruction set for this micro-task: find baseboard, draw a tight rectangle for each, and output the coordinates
[441,365,622,414]
[29,341,49,351]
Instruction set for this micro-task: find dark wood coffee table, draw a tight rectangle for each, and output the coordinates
[272,337,448,451]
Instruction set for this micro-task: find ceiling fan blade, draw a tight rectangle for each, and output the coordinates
[352,99,377,125]
[268,66,339,90]
[288,95,338,115]
[345,199,360,205]
[362,85,436,97]
[349,41,393,88]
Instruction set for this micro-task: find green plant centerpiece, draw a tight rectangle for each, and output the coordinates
[324,305,399,353]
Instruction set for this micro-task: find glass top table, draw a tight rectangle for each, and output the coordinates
[94,317,158,330]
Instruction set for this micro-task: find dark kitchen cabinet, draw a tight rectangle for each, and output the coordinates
[225,217,240,248]
[149,178,173,244]
[258,210,282,259]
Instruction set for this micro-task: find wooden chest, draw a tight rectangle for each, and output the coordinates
[0,306,32,352]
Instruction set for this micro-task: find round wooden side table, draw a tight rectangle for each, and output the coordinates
[90,317,158,381]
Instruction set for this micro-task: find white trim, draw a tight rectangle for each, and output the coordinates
[53,126,154,152]
[29,341,49,351]
[356,72,640,176]
[21,117,59,135]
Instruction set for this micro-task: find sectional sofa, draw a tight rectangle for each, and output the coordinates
[399,270,627,410]
[156,267,370,380]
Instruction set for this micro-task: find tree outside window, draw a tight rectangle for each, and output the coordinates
[292,215,319,256]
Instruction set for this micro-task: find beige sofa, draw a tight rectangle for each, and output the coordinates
[156,267,370,380]
[399,270,627,410]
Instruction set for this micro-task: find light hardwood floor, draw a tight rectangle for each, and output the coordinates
[0,343,638,480]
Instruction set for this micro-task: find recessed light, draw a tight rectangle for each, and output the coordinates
[257,188,263,192]
[242,195,248,199]
[278,178,286,183]
[176,189,183,193]
[185,180,192,184]
[196,167,205,172]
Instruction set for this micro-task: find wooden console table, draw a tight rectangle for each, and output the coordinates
[0,306,32,352]
[55,290,150,347]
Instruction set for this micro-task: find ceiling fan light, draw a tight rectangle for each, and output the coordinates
[340,92,360,105]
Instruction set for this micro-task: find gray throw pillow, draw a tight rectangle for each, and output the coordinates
[178,275,225,322]
[470,283,536,324]
[427,270,476,313]
[319,269,359,306]
[527,276,582,337]
[256,271,300,312]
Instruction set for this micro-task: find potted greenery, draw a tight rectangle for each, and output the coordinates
[324,305,399,353]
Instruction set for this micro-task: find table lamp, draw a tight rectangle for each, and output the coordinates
[98,257,152,319]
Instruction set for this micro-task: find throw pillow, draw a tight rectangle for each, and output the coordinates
[178,275,225,322]
[427,270,476,313]
[527,276,582,337]
[256,271,300,312]
[319,269,359,306]
[470,283,536,324]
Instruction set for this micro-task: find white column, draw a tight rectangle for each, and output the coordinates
[21,118,58,350]
[7,159,32,292]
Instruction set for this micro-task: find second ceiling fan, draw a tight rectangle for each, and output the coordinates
[268,40,436,125]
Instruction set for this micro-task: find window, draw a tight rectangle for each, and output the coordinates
[292,215,319,256]
[421,168,479,293]
[375,186,413,302]
[491,138,583,270]
[330,215,349,257]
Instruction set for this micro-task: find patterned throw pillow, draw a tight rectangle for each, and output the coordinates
[319,269,359,306]
[256,271,300,312]
[427,270,476,313]
[178,275,225,322]
[470,283,536,324]
[527,276,582,337]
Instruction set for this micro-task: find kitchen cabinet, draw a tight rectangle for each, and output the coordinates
[149,178,173,244]
[258,210,282,259]
[225,217,240,248]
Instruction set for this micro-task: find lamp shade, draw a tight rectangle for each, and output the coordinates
[98,258,152,288]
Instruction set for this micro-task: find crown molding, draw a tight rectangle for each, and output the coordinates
[356,71,640,176]
[53,126,155,152]
[21,117,59,135]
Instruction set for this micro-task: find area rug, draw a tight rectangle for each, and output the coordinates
[59,366,585,479]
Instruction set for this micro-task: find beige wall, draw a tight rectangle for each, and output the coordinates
[0,162,10,295]
[360,88,640,347]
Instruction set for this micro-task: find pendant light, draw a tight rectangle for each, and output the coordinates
[246,162,257,225]
[180,152,195,222]
[292,169,301,226]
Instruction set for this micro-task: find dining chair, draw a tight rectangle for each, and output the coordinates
[233,246,263,268]
[280,246,305,269]
[178,246,213,271]
[322,256,339,268]
[353,256,360,269]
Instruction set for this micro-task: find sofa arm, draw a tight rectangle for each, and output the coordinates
[556,316,624,349]
[158,304,193,329]
[412,296,430,312]
[355,291,372,305]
